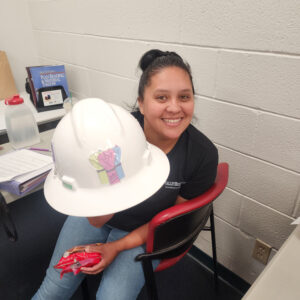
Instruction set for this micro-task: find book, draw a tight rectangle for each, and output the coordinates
[0,149,53,182]
[26,65,70,112]
[0,149,53,196]
[0,169,50,196]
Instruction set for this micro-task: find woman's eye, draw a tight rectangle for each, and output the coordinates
[180,95,191,101]
[156,95,167,101]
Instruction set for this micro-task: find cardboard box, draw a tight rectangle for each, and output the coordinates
[0,51,18,99]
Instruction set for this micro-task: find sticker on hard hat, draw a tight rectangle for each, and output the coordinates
[89,145,125,185]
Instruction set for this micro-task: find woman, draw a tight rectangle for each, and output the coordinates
[32,49,218,300]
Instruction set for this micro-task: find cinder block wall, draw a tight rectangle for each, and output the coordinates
[26,0,300,283]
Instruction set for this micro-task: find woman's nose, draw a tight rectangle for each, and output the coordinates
[166,98,181,112]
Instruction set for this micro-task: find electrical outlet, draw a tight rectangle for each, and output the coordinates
[252,239,272,265]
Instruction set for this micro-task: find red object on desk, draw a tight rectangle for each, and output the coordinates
[54,251,102,279]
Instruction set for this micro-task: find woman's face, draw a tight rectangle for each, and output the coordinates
[138,66,194,148]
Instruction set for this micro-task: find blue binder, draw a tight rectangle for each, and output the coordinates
[0,171,49,196]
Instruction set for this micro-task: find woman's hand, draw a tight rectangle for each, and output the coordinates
[80,242,121,275]
[80,223,149,275]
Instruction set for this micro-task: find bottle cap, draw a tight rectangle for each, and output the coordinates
[5,95,24,105]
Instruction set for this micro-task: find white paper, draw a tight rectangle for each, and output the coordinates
[291,217,300,225]
[0,149,53,182]
[14,163,53,183]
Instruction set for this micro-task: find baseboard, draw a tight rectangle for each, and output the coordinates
[188,246,251,295]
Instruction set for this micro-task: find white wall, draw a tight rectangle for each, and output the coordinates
[0,0,39,93]
[8,0,300,284]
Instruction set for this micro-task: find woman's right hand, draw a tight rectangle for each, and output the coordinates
[63,243,102,257]
[80,242,121,275]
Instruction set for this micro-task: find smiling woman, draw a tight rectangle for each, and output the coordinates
[136,50,195,154]
[32,49,218,300]
[139,66,194,153]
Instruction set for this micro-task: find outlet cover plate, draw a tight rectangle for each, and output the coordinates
[252,239,272,265]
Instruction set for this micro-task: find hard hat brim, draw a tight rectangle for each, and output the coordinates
[44,143,170,217]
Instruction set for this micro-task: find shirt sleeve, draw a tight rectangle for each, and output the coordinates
[179,145,218,200]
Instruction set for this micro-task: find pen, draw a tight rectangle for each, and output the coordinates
[29,147,52,152]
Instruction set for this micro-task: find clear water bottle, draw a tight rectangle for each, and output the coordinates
[4,95,40,149]
[63,93,79,113]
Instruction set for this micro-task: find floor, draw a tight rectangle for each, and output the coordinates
[70,253,245,300]
[0,190,247,300]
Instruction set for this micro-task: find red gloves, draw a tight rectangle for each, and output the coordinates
[54,245,102,279]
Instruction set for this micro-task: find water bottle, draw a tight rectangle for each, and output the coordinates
[4,95,40,149]
[63,93,79,113]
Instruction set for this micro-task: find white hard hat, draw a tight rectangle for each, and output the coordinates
[44,98,170,217]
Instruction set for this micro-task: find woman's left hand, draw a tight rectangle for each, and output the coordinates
[80,242,120,275]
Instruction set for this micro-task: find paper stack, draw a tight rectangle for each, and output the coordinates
[0,149,53,196]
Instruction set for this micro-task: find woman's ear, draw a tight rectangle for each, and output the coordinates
[138,97,144,115]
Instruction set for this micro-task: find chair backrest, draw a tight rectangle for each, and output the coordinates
[146,162,229,257]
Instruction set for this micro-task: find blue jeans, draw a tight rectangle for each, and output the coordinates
[32,216,159,300]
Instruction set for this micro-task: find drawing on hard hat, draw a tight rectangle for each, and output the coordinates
[89,145,125,185]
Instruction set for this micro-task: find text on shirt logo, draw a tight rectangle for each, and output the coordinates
[165,181,185,189]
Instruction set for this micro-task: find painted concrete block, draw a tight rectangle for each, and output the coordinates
[79,0,181,42]
[239,197,294,249]
[176,46,217,98]
[28,0,82,33]
[77,37,151,79]
[213,188,242,227]
[181,0,300,54]
[151,44,218,97]
[216,51,300,118]
[217,145,300,216]
[77,39,217,96]
[253,113,300,172]
[64,65,91,97]
[34,31,82,65]
[88,70,137,107]
[194,97,257,154]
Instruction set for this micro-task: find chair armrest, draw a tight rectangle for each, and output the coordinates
[147,162,228,253]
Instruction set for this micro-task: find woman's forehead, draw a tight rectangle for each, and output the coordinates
[147,67,193,90]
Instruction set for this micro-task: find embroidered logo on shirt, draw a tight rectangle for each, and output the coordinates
[165,181,185,189]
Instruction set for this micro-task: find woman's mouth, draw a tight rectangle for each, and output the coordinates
[162,118,182,125]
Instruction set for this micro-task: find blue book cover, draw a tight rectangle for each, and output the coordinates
[27,65,70,110]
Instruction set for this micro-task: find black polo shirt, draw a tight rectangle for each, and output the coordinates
[107,111,218,231]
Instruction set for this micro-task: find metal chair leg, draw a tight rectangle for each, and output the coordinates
[81,277,90,300]
[141,258,158,300]
[210,206,218,288]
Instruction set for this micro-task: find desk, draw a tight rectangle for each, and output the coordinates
[0,118,68,298]
[0,124,67,299]
[243,224,300,300]
[0,129,54,204]
[0,92,65,135]
[0,92,65,144]
[0,91,63,201]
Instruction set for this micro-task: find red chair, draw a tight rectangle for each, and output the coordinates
[135,162,229,300]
